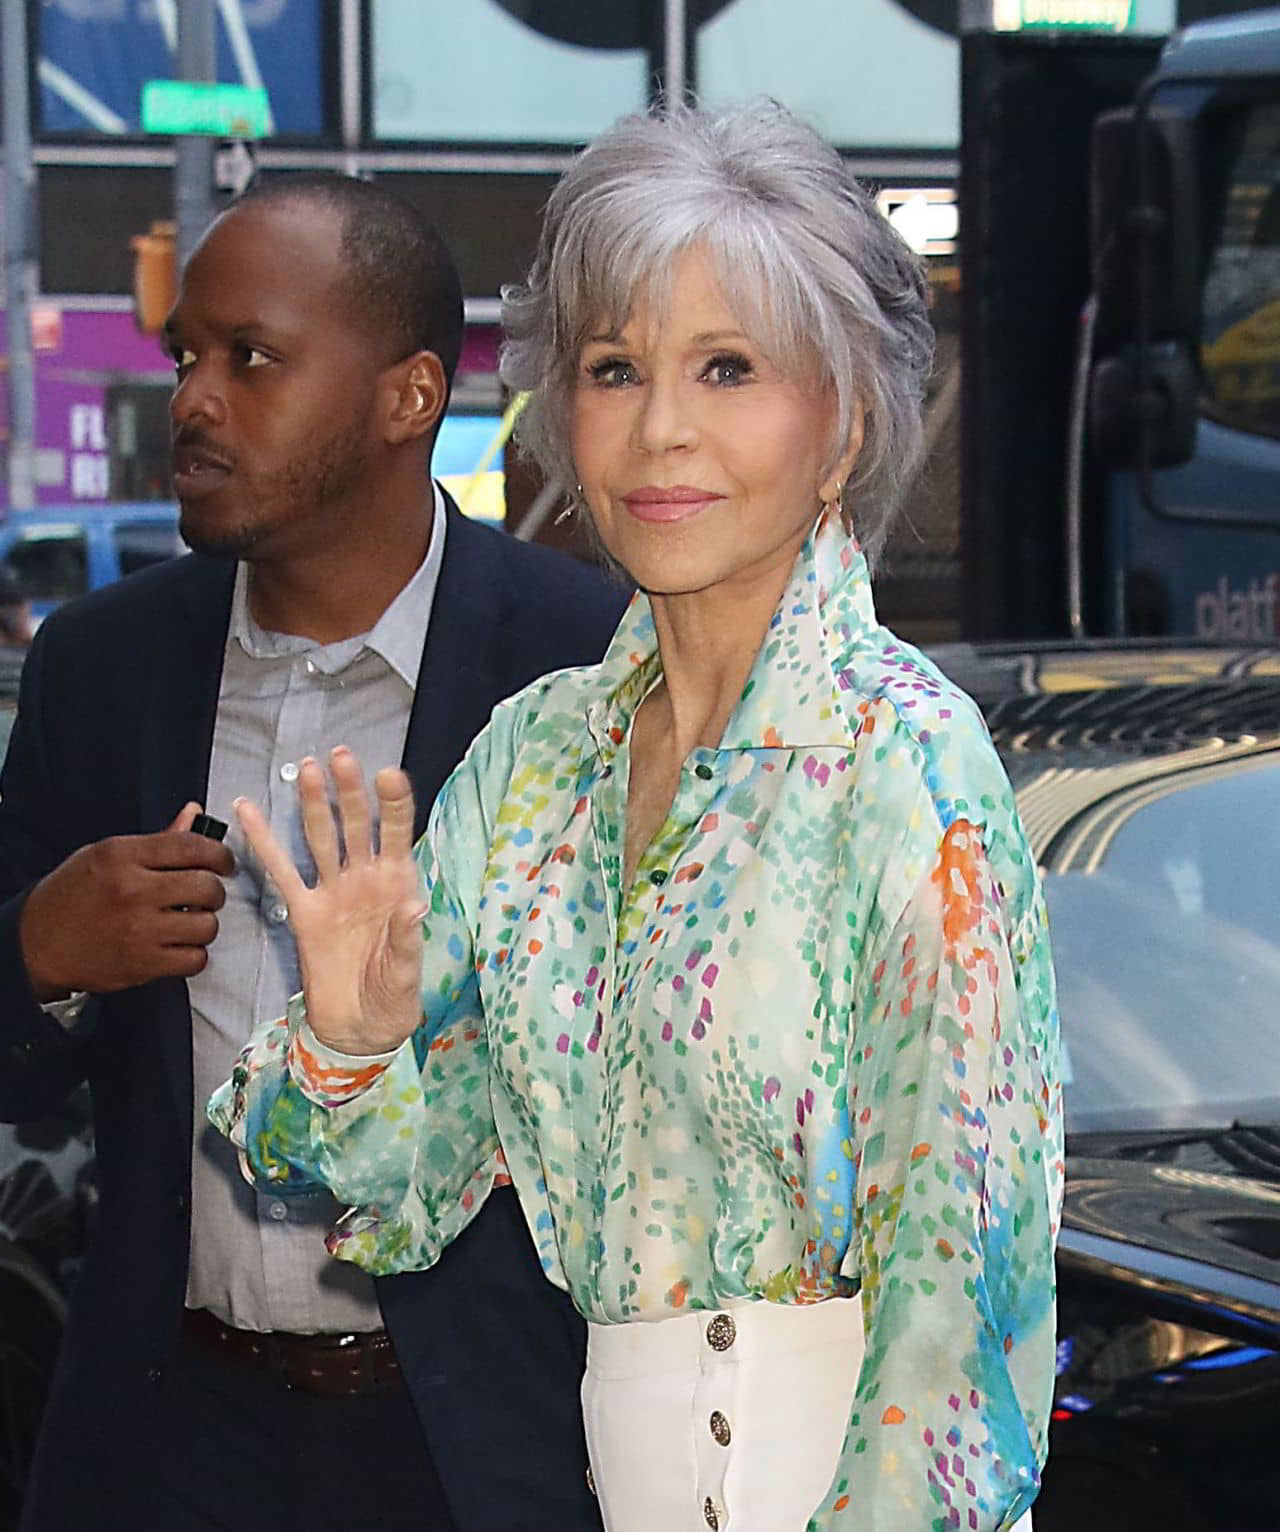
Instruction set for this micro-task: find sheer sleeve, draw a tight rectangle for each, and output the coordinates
[809,815,1063,1530]
[207,700,527,1276]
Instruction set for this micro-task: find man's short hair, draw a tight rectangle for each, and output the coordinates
[234,173,464,384]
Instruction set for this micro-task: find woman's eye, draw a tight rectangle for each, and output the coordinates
[586,357,638,387]
[704,353,753,385]
[172,347,196,376]
[237,345,271,369]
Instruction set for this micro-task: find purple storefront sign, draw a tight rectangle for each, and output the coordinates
[2,302,502,513]
[1,303,170,510]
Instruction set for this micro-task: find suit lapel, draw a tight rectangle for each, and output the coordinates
[134,558,234,1119]
[138,558,236,832]
[402,501,508,838]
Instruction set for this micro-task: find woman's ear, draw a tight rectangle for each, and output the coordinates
[384,351,448,445]
[819,399,865,508]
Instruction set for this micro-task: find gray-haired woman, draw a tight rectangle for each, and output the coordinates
[213,101,1061,1531]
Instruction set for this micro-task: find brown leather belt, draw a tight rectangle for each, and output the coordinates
[181,1306,403,1397]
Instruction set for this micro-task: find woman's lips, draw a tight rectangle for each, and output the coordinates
[620,486,725,523]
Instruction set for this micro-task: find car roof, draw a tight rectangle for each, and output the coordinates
[929,639,1280,739]
[928,641,1280,868]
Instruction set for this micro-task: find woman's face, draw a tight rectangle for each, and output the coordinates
[569,245,858,601]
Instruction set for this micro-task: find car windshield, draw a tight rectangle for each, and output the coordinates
[1035,753,1280,1134]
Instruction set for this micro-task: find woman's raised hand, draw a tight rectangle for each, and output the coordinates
[234,747,425,1056]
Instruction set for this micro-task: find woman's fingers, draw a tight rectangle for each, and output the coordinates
[331,747,373,864]
[234,795,309,904]
[239,754,411,898]
[375,767,417,863]
[298,757,341,881]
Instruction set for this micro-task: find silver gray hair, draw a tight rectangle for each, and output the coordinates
[500,99,934,564]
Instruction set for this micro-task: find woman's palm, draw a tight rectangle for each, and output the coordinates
[235,748,425,1056]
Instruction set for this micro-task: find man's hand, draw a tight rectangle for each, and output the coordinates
[20,802,236,999]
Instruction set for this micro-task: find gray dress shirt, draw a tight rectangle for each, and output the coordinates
[185,488,445,1333]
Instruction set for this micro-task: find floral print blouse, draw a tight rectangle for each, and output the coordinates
[210,511,1063,1531]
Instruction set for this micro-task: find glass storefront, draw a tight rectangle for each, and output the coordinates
[370,0,648,144]
[698,0,959,149]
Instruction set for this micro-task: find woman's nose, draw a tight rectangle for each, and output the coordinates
[630,375,697,456]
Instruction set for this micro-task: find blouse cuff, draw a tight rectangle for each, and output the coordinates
[287,1019,402,1108]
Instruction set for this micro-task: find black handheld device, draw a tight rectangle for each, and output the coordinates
[190,813,228,842]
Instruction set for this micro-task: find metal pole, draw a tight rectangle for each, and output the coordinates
[340,0,363,175]
[2,0,38,510]
[664,0,689,102]
[175,0,217,269]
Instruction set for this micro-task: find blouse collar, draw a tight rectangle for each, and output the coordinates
[586,509,879,761]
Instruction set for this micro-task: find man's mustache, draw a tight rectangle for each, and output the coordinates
[171,428,236,471]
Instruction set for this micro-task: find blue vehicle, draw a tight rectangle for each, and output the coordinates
[0,504,185,625]
[958,8,1280,643]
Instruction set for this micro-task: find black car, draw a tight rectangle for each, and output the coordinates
[932,641,1280,1531]
[3,646,1279,1527]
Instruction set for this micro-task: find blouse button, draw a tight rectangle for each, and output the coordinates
[703,1497,721,1530]
[585,1466,596,1496]
[694,762,713,780]
[706,1313,736,1351]
[649,868,668,887]
[709,1409,731,1446]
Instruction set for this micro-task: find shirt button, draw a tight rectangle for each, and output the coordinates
[709,1409,731,1446]
[703,1497,721,1530]
[585,1466,596,1496]
[649,869,668,887]
[304,659,318,676]
[694,762,713,780]
[266,902,289,925]
[706,1313,736,1351]
[279,761,300,783]
[267,1200,288,1222]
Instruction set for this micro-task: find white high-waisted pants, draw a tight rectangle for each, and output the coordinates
[581,1297,1037,1532]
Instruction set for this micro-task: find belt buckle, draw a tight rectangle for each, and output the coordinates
[279,1330,378,1397]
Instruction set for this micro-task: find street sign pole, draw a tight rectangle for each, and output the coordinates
[2,0,38,510]
[664,0,689,100]
[175,0,218,271]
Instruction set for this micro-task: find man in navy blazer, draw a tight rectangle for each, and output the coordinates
[0,177,622,1530]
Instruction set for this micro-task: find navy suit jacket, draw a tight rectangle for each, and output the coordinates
[0,500,625,1531]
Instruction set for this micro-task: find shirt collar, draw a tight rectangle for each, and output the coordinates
[229,481,447,686]
[587,509,880,760]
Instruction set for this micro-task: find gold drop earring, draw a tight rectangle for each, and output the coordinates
[555,484,584,527]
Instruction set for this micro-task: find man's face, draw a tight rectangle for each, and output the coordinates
[164,201,387,560]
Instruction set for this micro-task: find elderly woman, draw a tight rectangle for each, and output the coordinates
[211,102,1062,1532]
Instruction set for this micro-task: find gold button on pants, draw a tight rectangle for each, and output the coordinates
[580,1297,865,1529]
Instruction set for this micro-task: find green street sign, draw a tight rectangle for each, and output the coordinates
[141,80,271,138]
[993,0,1134,27]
